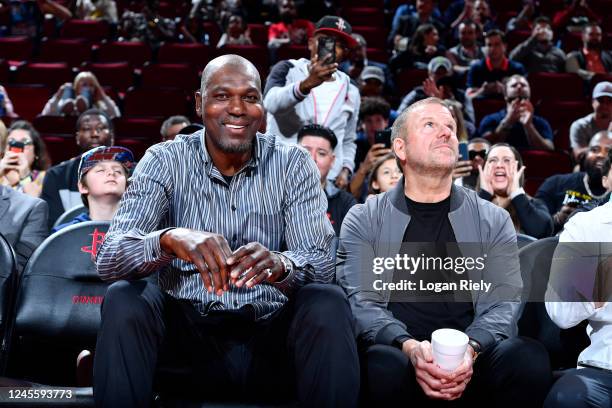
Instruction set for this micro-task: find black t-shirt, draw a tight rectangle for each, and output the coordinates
[535,171,603,215]
[388,195,474,342]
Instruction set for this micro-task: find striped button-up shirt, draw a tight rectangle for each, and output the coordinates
[97,130,336,319]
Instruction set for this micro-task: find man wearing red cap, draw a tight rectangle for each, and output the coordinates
[264,15,360,190]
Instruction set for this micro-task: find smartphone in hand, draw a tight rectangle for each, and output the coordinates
[458,141,469,161]
[374,129,392,148]
[317,36,336,64]
[7,140,25,154]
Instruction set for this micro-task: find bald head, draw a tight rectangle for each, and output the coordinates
[590,130,612,146]
[200,55,261,97]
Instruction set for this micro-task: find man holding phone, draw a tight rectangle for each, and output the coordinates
[264,15,360,190]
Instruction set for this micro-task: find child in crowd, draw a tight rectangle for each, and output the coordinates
[52,146,135,232]
[368,153,402,197]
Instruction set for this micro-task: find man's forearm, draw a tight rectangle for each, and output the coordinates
[524,122,554,150]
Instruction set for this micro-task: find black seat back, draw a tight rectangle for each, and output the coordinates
[0,233,17,373]
[517,233,537,249]
[52,205,87,229]
[518,237,589,370]
[4,221,111,385]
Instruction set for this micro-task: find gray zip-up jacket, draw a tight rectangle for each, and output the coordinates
[336,179,522,351]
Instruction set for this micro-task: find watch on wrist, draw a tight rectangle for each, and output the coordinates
[276,253,294,278]
[468,339,482,361]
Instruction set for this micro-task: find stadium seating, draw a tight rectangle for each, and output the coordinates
[42,135,80,164]
[95,41,153,68]
[0,36,33,63]
[140,63,200,91]
[538,100,592,152]
[472,97,506,125]
[0,234,16,373]
[3,85,52,123]
[14,63,74,90]
[53,205,87,230]
[113,117,163,142]
[529,72,585,103]
[521,149,574,196]
[60,19,111,43]
[37,38,93,67]
[2,222,111,385]
[518,237,590,371]
[396,68,428,96]
[157,43,214,70]
[123,87,191,118]
[33,115,78,135]
[81,62,135,94]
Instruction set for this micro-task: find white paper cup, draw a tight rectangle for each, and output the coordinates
[431,328,469,371]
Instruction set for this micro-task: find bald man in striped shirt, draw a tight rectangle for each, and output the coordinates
[93,54,359,408]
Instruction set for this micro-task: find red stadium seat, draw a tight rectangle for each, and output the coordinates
[396,68,428,96]
[367,48,390,64]
[114,138,152,160]
[0,60,8,83]
[82,62,135,93]
[3,85,52,123]
[202,22,222,47]
[14,63,74,89]
[0,36,33,62]
[340,0,384,7]
[275,45,310,62]
[37,39,93,67]
[113,117,163,142]
[140,63,199,91]
[506,30,530,51]
[248,24,268,46]
[561,31,582,53]
[33,115,78,135]
[472,98,506,125]
[353,26,388,50]
[95,41,152,68]
[342,8,385,27]
[42,134,80,164]
[123,88,190,118]
[217,45,270,78]
[537,100,591,152]
[157,43,214,70]
[528,72,585,103]
[60,19,110,42]
[521,149,574,196]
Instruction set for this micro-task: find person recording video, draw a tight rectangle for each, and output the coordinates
[264,15,360,190]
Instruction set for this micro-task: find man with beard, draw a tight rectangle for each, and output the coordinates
[478,74,553,150]
[446,20,485,77]
[536,130,612,233]
[93,54,359,408]
[40,108,114,228]
[570,81,612,161]
[509,17,566,73]
[566,23,612,81]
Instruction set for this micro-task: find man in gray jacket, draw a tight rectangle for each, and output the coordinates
[0,185,48,271]
[337,97,551,407]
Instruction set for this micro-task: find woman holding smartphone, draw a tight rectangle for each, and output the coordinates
[42,71,121,118]
[0,121,50,198]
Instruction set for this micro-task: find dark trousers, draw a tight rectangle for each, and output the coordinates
[544,368,612,408]
[362,336,552,408]
[93,281,360,408]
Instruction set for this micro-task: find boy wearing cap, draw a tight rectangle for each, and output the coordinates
[264,15,360,190]
[52,146,135,232]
